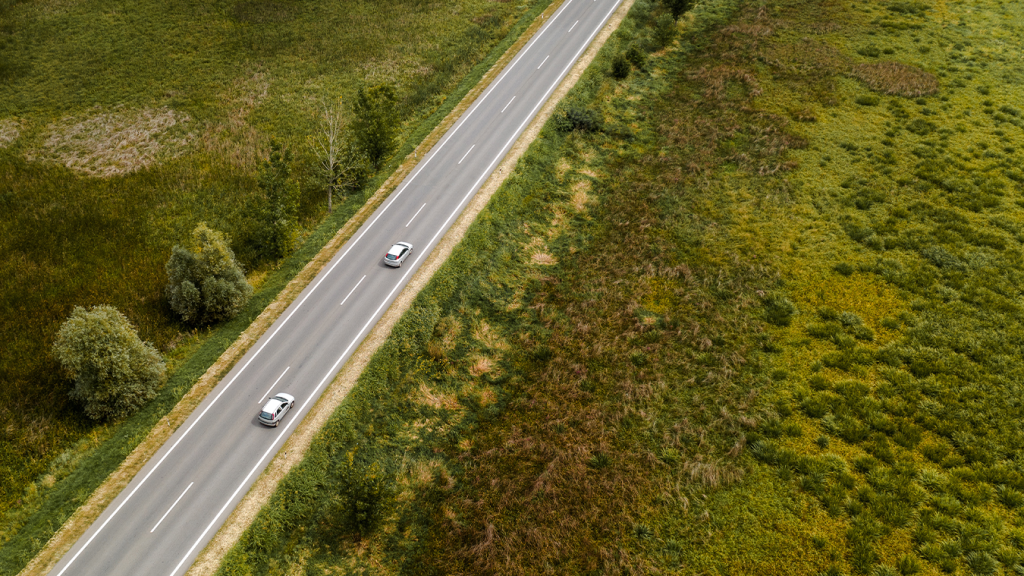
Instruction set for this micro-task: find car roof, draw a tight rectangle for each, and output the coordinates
[262,397,286,410]
[387,244,408,254]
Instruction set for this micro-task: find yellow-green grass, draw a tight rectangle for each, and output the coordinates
[198,0,1024,574]
[0,0,556,568]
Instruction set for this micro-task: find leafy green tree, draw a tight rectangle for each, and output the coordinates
[240,142,299,265]
[351,83,399,166]
[52,305,166,420]
[166,223,253,325]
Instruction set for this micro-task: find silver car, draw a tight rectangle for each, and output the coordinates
[258,393,295,427]
[383,241,413,267]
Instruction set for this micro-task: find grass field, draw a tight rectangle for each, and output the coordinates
[0,0,553,566]
[209,0,1024,574]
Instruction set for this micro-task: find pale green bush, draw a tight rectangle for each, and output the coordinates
[52,305,166,420]
[166,223,253,325]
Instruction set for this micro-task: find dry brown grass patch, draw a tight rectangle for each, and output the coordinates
[759,38,848,77]
[27,107,192,177]
[531,252,558,265]
[681,459,746,487]
[692,65,762,100]
[478,387,497,407]
[555,157,571,180]
[418,382,460,410]
[850,61,939,97]
[570,180,591,212]
[0,118,22,148]
[472,321,507,351]
[469,356,494,377]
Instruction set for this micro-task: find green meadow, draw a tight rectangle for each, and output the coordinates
[0,0,554,568]
[211,0,1024,574]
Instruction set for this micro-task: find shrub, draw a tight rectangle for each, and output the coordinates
[856,95,881,106]
[553,104,602,133]
[763,294,797,326]
[997,485,1024,509]
[834,262,855,276]
[351,83,400,166]
[625,44,647,69]
[320,459,393,541]
[166,223,253,325]
[965,551,998,575]
[897,554,922,575]
[611,54,631,79]
[52,305,167,420]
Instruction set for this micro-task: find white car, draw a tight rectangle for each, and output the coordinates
[383,241,413,267]
[258,393,295,427]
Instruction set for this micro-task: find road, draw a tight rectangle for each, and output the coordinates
[49,0,622,574]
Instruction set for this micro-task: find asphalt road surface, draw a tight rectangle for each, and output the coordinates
[49,1,622,574]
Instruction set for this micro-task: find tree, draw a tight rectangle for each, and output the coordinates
[240,141,299,265]
[52,305,167,421]
[310,97,371,213]
[166,223,253,325]
[351,83,399,167]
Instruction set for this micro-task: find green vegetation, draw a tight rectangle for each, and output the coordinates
[52,306,167,421]
[0,0,560,570]
[237,142,301,266]
[166,223,253,325]
[214,0,1024,574]
[351,84,401,168]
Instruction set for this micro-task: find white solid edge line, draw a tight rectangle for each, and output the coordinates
[150,482,194,534]
[458,145,475,165]
[406,203,427,228]
[339,275,367,306]
[170,2,622,571]
[501,96,516,113]
[537,54,550,69]
[51,4,581,573]
[568,19,579,32]
[258,367,290,404]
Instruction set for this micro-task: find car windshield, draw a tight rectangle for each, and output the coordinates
[260,411,273,419]
[385,253,398,259]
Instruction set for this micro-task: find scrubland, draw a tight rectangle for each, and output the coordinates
[0,0,552,570]
[214,0,1024,574]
